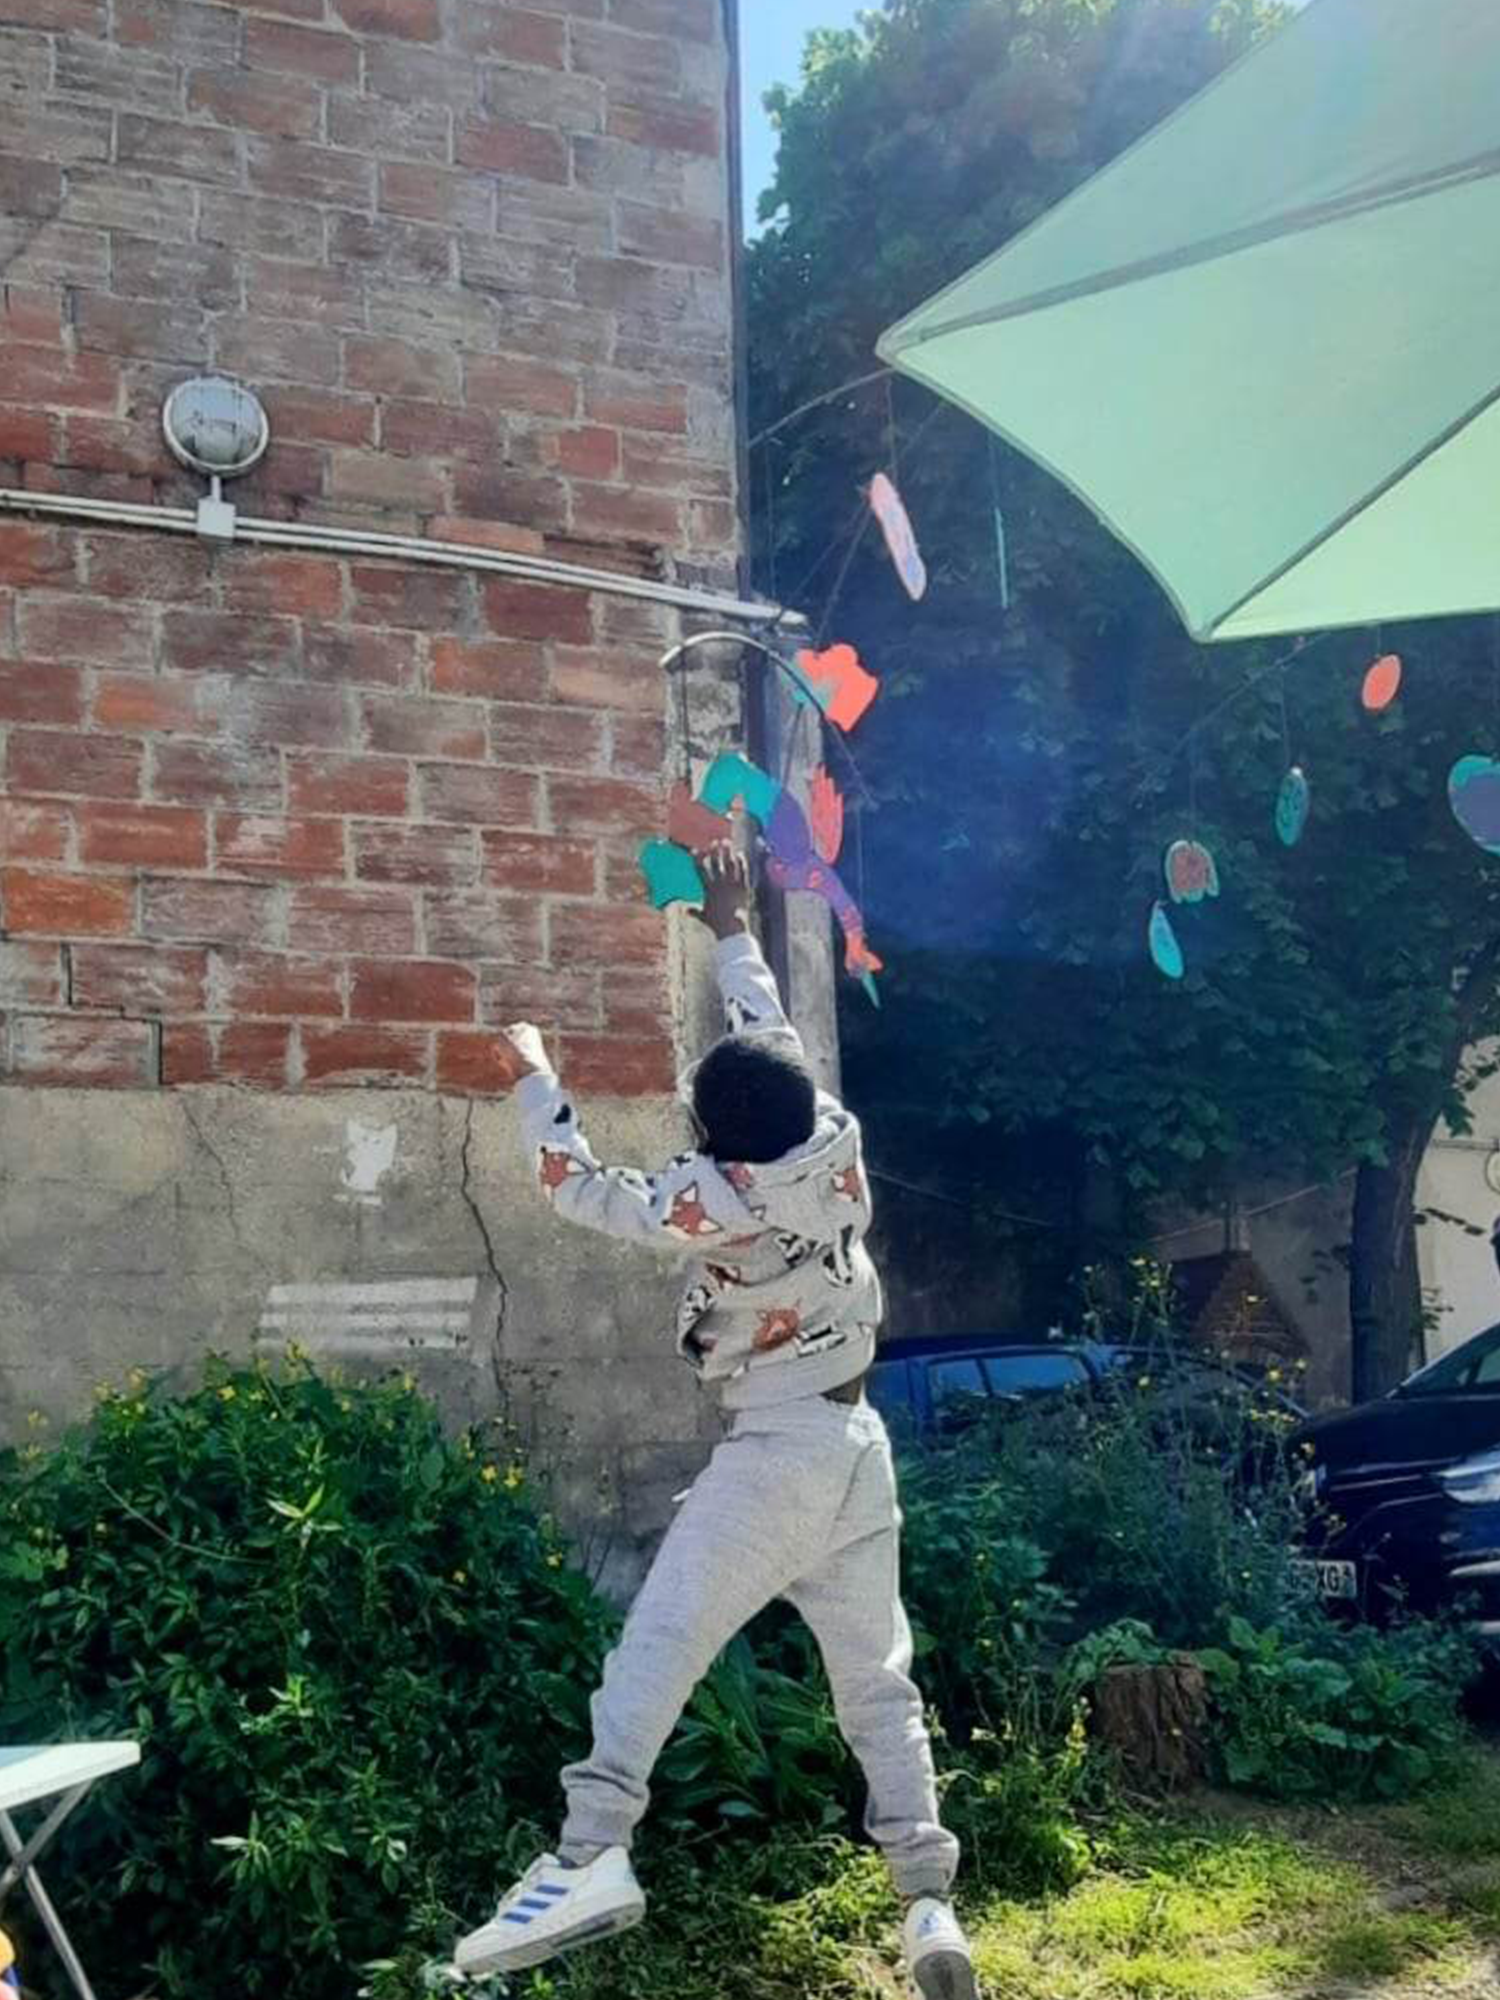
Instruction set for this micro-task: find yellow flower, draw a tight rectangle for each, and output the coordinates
[503,1465,525,1492]
[1137,1375,1152,1390]
[452,1569,468,1585]
[1267,1367,1282,1383]
[481,1465,499,1485]
[546,1553,563,1569]
[218,1385,237,1402]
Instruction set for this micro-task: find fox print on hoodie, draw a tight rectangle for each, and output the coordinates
[513,934,882,1409]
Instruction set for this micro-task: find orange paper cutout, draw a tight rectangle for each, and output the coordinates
[809,767,844,865]
[1362,654,1403,712]
[793,643,879,733]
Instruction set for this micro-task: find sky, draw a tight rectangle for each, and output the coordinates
[739,0,866,234]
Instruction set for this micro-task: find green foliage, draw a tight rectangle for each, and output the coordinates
[748,0,1500,1347]
[654,1626,854,1835]
[2,1358,1480,1996]
[0,1358,613,1999]
[901,1361,1305,1658]
[1197,1614,1479,1801]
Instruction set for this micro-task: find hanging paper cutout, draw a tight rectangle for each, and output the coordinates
[1149,902,1184,981]
[1362,653,1403,712]
[667,781,733,854]
[809,767,844,865]
[791,644,879,733]
[869,471,928,602]
[1164,839,1220,905]
[1275,766,1310,848]
[652,753,882,1002]
[699,752,783,824]
[1449,755,1500,855]
[639,839,706,910]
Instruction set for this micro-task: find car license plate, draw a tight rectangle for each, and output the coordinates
[1290,1557,1358,1601]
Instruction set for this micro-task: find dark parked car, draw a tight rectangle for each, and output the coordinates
[868,1331,1303,1439]
[1293,1322,1500,1640]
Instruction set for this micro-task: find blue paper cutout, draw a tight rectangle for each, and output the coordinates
[1450,755,1500,856]
[1149,902,1185,981]
[1276,766,1310,848]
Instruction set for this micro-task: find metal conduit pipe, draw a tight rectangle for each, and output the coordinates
[0,486,802,630]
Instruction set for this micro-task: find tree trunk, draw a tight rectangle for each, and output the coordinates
[1349,1125,1427,1403]
[1090,1659,1210,1790]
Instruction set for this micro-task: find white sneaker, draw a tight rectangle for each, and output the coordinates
[903,1897,979,2000]
[453,1848,645,1976]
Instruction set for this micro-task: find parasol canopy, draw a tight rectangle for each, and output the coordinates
[878,0,1500,643]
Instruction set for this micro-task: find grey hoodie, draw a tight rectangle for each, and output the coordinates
[514,933,882,1409]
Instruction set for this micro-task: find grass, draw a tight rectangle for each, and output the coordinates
[480,1743,1500,2000]
[375,1741,1500,2000]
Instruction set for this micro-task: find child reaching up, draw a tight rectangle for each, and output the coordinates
[454,844,976,2000]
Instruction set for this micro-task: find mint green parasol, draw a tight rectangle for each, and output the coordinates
[878,0,1500,643]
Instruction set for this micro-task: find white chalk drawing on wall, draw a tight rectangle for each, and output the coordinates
[339,1120,399,1204]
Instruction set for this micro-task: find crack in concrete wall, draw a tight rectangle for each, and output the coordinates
[460,1096,509,1403]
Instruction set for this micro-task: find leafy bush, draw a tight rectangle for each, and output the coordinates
[0,1360,875,1997]
[1198,1614,1479,1801]
[0,1356,614,2000]
[901,1348,1306,1652]
[899,1461,1075,1740]
[654,1623,854,1836]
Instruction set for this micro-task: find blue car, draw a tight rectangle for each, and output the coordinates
[1293,1321,1500,1639]
[868,1331,1302,1438]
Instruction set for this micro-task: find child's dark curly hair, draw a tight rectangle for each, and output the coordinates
[692,1035,816,1165]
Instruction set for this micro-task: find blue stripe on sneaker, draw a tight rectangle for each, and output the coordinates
[535,1884,568,1898]
[502,1912,532,1926]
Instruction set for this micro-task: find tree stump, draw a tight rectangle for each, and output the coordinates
[1089,1657,1210,1789]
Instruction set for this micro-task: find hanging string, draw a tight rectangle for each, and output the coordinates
[747,365,894,452]
[884,375,901,486]
[1277,666,1293,770]
[761,441,780,606]
[988,434,1012,610]
[814,511,875,650]
[1153,629,1332,788]
[675,642,695,790]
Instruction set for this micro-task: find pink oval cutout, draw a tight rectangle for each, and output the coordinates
[1362,653,1402,712]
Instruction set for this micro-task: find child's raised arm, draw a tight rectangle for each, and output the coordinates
[695,842,805,1062]
[500,1022,745,1251]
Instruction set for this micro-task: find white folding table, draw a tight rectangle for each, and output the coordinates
[0,1743,140,2000]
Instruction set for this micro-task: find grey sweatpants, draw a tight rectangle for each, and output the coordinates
[561,1394,960,1899]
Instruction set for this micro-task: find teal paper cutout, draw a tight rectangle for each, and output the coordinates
[639,840,705,910]
[1275,766,1310,848]
[698,752,783,824]
[1149,901,1185,981]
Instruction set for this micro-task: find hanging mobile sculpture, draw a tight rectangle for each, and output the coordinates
[1164,838,1220,905]
[868,471,928,602]
[1362,653,1403,712]
[1149,902,1185,981]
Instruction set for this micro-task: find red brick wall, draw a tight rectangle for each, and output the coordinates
[0,0,740,1095]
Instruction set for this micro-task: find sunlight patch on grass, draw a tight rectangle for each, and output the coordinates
[964,1816,1494,2000]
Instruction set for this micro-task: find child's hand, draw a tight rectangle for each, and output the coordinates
[499,1021,552,1077]
[694,841,753,942]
